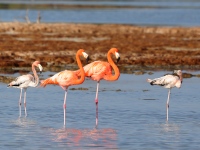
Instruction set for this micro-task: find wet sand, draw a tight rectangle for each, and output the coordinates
[0,22,200,74]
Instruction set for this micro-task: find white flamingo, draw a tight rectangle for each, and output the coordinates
[7,61,43,117]
[147,70,183,121]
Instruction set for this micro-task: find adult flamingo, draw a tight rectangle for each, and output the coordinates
[7,61,43,117]
[77,48,120,127]
[147,70,183,121]
[40,49,89,126]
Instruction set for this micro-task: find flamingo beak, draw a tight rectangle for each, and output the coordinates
[116,57,120,64]
[82,52,89,64]
[38,64,43,74]
[115,52,120,64]
[86,56,90,64]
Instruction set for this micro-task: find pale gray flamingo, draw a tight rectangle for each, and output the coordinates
[40,49,89,126]
[7,61,43,117]
[76,48,120,127]
[147,70,183,121]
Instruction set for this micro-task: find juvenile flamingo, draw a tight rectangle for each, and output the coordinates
[7,61,43,117]
[77,48,120,127]
[147,70,183,121]
[40,49,89,126]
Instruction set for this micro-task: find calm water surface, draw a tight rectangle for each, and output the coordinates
[0,0,200,26]
[0,71,200,149]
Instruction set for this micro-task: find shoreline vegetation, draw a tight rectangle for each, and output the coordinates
[0,22,200,71]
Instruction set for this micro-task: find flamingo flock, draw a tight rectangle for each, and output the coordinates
[7,48,183,127]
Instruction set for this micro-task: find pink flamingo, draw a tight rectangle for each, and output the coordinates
[147,70,183,121]
[40,49,89,126]
[77,48,120,127]
[7,61,43,117]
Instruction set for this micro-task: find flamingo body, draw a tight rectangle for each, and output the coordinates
[83,61,112,81]
[147,74,182,89]
[9,74,36,88]
[147,70,183,121]
[41,70,82,89]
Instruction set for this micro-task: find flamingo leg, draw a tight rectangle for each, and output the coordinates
[24,88,27,117]
[166,88,171,121]
[96,102,98,128]
[95,81,100,128]
[19,88,23,117]
[63,88,68,127]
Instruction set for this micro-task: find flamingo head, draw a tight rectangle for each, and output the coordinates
[33,61,43,74]
[79,49,89,63]
[173,70,182,83]
[173,70,182,76]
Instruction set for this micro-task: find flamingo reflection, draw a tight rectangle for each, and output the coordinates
[50,128,117,149]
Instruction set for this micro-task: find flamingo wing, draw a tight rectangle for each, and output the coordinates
[56,70,79,86]
[83,61,112,81]
[8,74,34,88]
[41,70,78,88]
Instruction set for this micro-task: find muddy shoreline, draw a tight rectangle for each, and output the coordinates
[0,22,200,74]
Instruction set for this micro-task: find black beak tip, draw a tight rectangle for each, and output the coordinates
[117,57,120,64]
[86,56,90,63]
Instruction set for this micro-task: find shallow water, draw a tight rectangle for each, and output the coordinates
[1,71,200,149]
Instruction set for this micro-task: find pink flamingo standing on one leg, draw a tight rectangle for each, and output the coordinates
[40,49,89,126]
[76,48,120,127]
[147,70,183,121]
[7,61,43,117]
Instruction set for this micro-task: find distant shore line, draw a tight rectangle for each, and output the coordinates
[0,22,200,74]
[0,2,198,10]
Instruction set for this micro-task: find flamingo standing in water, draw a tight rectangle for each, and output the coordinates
[7,61,43,117]
[77,48,120,127]
[147,70,183,121]
[40,49,89,126]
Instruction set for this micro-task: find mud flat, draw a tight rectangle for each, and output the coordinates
[0,22,200,73]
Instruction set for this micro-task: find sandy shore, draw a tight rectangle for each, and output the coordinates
[0,22,200,74]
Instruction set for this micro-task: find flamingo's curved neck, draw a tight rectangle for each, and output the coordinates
[105,51,120,81]
[73,52,85,85]
[32,64,39,87]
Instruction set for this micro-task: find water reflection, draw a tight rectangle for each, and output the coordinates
[150,122,181,135]
[50,128,118,149]
[11,117,37,127]
[160,122,180,133]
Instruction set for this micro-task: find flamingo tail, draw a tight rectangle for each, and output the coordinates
[147,79,156,85]
[147,79,152,83]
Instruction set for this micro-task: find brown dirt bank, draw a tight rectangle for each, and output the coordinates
[0,22,200,74]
